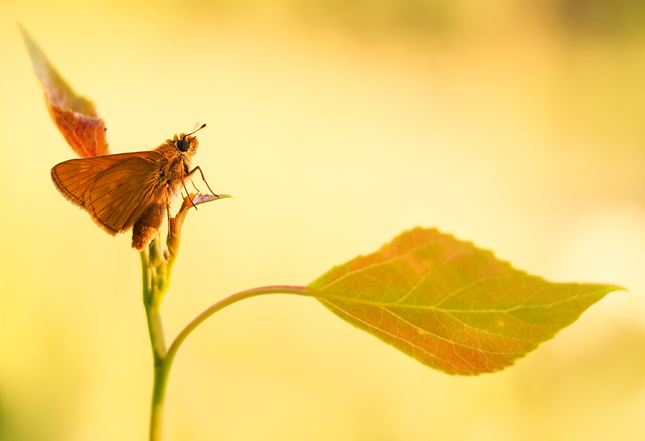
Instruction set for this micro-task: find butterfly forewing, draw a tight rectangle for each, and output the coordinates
[51,154,129,208]
[51,151,164,236]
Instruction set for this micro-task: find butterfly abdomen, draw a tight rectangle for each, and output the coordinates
[132,201,165,250]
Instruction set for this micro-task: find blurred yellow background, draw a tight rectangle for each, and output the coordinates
[2,0,645,440]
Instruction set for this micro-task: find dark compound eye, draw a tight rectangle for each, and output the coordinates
[176,138,190,152]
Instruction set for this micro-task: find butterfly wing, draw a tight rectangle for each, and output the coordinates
[51,153,130,209]
[51,152,165,235]
[86,155,166,235]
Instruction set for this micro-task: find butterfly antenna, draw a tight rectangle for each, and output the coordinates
[183,123,207,139]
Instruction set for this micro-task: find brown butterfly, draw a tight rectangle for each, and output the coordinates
[51,124,214,250]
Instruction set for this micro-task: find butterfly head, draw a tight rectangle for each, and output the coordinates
[175,123,206,156]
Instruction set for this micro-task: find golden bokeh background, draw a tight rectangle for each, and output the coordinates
[2,0,645,440]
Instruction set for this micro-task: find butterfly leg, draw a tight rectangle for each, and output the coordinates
[180,166,198,210]
[165,193,174,243]
[186,166,217,197]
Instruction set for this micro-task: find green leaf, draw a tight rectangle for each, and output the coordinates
[19,24,109,158]
[308,227,623,375]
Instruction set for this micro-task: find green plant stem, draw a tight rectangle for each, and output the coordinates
[141,250,151,303]
[149,363,167,441]
[142,244,172,441]
[144,282,320,441]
